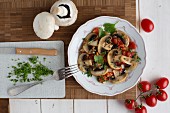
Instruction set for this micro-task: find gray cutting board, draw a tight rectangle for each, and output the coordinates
[0,41,65,98]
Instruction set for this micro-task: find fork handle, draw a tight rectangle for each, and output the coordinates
[7,82,41,96]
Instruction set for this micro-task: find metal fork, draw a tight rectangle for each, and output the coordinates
[7,64,79,96]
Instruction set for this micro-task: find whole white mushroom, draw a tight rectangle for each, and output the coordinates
[50,0,78,26]
[33,12,59,39]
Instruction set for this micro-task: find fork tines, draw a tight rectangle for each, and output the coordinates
[58,64,79,80]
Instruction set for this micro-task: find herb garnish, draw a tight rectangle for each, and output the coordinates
[103,22,118,34]
[99,28,105,38]
[7,56,54,85]
[136,56,141,62]
[94,55,104,64]
[84,69,92,77]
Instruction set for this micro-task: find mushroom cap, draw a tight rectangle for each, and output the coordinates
[33,12,59,39]
[98,35,111,54]
[107,49,122,69]
[50,0,78,26]
[110,73,128,84]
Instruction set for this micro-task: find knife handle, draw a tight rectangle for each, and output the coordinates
[16,48,58,56]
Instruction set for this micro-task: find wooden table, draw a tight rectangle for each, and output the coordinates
[0,0,137,113]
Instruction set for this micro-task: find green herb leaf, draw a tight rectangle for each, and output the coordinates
[84,69,92,77]
[136,56,141,62]
[94,55,104,64]
[103,22,118,34]
[99,28,105,38]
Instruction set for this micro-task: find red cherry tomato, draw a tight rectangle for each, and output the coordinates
[124,99,135,110]
[135,105,147,113]
[92,27,99,34]
[141,18,154,32]
[122,50,126,56]
[138,81,151,92]
[155,77,169,89]
[156,89,168,101]
[105,72,114,77]
[129,41,137,49]
[145,94,157,107]
[126,51,132,57]
[111,38,118,44]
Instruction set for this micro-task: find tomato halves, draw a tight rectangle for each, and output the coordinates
[135,105,147,113]
[128,41,137,50]
[92,27,99,34]
[155,77,169,89]
[145,94,157,107]
[138,81,151,92]
[124,99,135,110]
[141,18,154,32]
[156,90,168,101]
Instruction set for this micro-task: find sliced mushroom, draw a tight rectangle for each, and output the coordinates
[91,68,108,76]
[98,35,111,54]
[107,49,122,69]
[78,53,87,65]
[113,70,120,77]
[88,40,98,46]
[120,55,132,65]
[83,33,98,53]
[102,42,113,50]
[84,59,93,66]
[125,61,138,73]
[78,65,87,72]
[113,30,130,47]
[110,73,128,84]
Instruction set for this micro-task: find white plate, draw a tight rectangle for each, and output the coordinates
[68,16,146,96]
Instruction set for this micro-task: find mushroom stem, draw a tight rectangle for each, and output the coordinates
[51,6,68,17]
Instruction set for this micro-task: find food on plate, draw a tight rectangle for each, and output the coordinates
[141,18,154,33]
[7,56,54,85]
[78,22,141,84]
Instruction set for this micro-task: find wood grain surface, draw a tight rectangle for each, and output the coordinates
[0,0,136,105]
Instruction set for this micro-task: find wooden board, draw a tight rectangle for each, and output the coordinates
[0,0,136,100]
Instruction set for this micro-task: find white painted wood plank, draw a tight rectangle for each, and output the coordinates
[41,99,73,113]
[9,99,41,113]
[139,0,170,113]
[108,100,132,113]
[74,99,107,113]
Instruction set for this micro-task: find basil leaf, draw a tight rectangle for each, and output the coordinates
[99,28,105,38]
[94,55,104,64]
[103,22,118,34]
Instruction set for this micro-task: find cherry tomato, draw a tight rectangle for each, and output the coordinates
[156,89,168,101]
[141,18,154,32]
[155,77,169,89]
[124,99,135,110]
[126,51,132,57]
[138,81,151,92]
[92,27,99,34]
[88,54,94,60]
[135,105,147,113]
[105,72,114,77]
[145,94,157,107]
[111,38,118,44]
[122,50,126,56]
[129,41,137,49]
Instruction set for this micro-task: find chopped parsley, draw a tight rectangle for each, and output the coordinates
[7,56,54,85]
[136,56,141,62]
[84,69,92,77]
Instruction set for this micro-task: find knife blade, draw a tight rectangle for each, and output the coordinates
[0,48,58,56]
